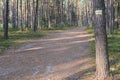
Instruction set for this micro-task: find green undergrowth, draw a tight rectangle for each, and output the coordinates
[86,28,120,78]
[86,28,95,56]
[0,28,46,53]
[0,25,74,54]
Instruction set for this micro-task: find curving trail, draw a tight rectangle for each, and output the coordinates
[0,27,94,80]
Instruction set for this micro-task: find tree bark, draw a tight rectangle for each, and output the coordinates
[16,0,19,28]
[109,0,114,34]
[20,0,23,31]
[39,0,43,30]
[11,0,17,28]
[93,0,110,80]
[3,0,9,39]
[33,0,39,32]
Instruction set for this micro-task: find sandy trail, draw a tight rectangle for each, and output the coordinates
[0,27,94,80]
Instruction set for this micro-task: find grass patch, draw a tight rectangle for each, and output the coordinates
[0,27,47,53]
[86,28,120,78]
[108,30,120,75]
[86,27,94,34]
[86,28,95,56]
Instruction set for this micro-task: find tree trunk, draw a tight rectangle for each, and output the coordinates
[105,0,109,31]
[4,0,9,39]
[20,0,23,31]
[33,0,39,32]
[16,0,19,28]
[39,0,43,30]
[47,0,51,28]
[25,0,31,29]
[109,0,114,34]
[11,0,16,28]
[93,0,110,80]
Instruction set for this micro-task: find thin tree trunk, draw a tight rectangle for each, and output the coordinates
[48,0,51,28]
[33,0,39,32]
[4,0,9,39]
[16,0,19,28]
[109,0,114,34]
[40,0,43,30]
[11,0,16,28]
[20,0,23,31]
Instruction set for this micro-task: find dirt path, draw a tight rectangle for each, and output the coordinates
[0,27,94,80]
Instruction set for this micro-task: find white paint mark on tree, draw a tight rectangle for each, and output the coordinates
[95,10,102,15]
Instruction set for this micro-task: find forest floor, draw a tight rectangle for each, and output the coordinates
[0,27,95,80]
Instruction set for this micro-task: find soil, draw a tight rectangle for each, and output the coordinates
[0,27,95,80]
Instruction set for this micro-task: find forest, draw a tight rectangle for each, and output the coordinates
[0,0,120,80]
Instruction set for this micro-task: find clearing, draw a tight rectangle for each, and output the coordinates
[0,27,94,80]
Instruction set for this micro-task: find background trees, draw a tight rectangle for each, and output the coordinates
[0,0,120,79]
[0,0,119,37]
[0,0,84,38]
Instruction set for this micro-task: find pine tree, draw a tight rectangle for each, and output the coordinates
[93,0,111,80]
